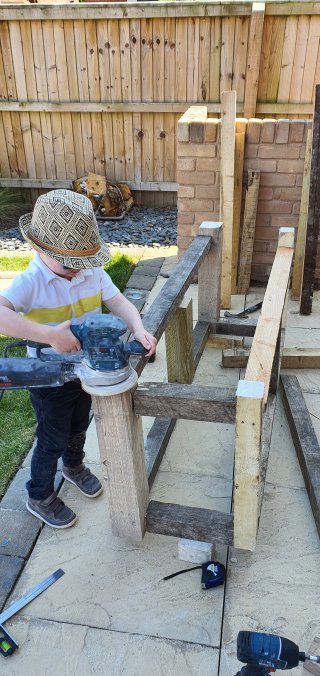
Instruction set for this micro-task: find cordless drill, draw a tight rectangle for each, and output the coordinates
[235,631,320,675]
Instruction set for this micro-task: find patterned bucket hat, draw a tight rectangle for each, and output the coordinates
[19,189,111,269]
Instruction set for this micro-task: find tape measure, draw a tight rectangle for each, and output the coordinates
[0,568,65,657]
[163,560,225,589]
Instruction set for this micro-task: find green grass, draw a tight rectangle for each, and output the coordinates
[0,255,33,271]
[0,340,36,498]
[0,252,137,499]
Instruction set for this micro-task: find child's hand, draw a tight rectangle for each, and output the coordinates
[48,321,82,354]
[133,329,157,357]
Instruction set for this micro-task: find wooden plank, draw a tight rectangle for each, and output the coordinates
[220,16,235,93]
[301,16,320,103]
[165,297,194,384]
[42,20,66,179]
[280,374,320,538]
[237,170,260,295]
[220,90,236,309]
[20,20,46,177]
[243,3,265,119]
[300,85,320,315]
[198,222,223,329]
[216,316,257,337]
[289,15,309,103]
[277,16,298,103]
[266,17,286,101]
[223,347,320,369]
[130,18,142,183]
[197,17,211,102]
[209,17,221,102]
[256,14,272,103]
[234,379,264,551]
[90,386,149,541]
[175,18,188,102]
[0,5,254,21]
[232,131,245,293]
[134,382,236,423]
[0,178,178,191]
[291,128,312,299]
[146,501,234,546]
[187,16,199,102]
[232,16,249,103]
[245,228,294,405]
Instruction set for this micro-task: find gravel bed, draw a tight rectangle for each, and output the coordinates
[0,206,178,252]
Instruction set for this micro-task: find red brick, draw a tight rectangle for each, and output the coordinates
[177,158,196,171]
[190,122,205,143]
[270,214,298,227]
[303,121,313,141]
[258,200,292,214]
[289,121,305,143]
[178,185,195,198]
[178,223,197,237]
[246,119,262,143]
[177,235,192,251]
[275,120,290,143]
[256,214,272,228]
[194,212,218,225]
[277,187,302,201]
[196,157,218,171]
[196,184,220,199]
[296,175,303,187]
[178,213,195,225]
[260,173,296,187]
[204,120,218,143]
[245,159,277,172]
[245,144,258,159]
[259,187,274,200]
[258,145,300,159]
[177,170,217,186]
[178,143,216,158]
[261,121,276,143]
[277,159,305,173]
[178,198,214,212]
[292,202,301,215]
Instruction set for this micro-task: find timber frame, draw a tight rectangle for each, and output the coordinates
[91,222,294,551]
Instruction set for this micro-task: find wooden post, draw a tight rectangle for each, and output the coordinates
[232,128,246,293]
[198,221,223,330]
[234,379,264,551]
[165,297,194,384]
[291,128,312,300]
[82,371,149,540]
[220,91,236,309]
[237,170,260,295]
[243,3,265,119]
[300,86,320,315]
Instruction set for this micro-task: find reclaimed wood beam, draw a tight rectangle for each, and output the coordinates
[134,382,236,423]
[280,374,320,538]
[216,317,257,337]
[146,501,234,546]
[223,347,320,370]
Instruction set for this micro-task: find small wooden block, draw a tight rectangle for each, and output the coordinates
[304,637,320,674]
[178,539,215,564]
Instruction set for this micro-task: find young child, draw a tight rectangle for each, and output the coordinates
[0,189,157,529]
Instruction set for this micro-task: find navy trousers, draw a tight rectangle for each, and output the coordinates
[27,381,92,500]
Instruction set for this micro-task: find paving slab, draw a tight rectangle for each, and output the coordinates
[0,554,24,608]
[0,617,219,676]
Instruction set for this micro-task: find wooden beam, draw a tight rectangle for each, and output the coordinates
[89,382,149,540]
[280,374,320,538]
[300,85,320,315]
[132,234,212,376]
[198,222,223,330]
[245,228,294,405]
[165,297,194,384]
[243,3,265,119]
[0,178,178,192]
[223,347,320,369]
[0,3,254,21]
[216,317,257,337]
[134,382,236,422]
[220,91,236,309]
[291,128,312,300]
[237,170,260,295]
[234,379,264,551]
[146,501,234,546]
[232,131,245,293]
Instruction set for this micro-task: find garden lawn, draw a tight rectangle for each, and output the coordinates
[0,252,137,499]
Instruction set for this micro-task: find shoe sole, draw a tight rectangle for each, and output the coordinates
[26,502,77,529]
[62,472,103,498]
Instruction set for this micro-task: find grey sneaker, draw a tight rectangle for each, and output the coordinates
[62,464,103,498]
[26,492,77,529]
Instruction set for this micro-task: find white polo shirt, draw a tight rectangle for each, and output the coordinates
[1,254,120,355]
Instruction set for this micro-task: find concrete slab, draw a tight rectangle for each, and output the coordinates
[0,510,41,558]
[0,554,24,608]
[0,617,219,676]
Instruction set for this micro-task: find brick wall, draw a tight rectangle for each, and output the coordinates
[177,108,312,285]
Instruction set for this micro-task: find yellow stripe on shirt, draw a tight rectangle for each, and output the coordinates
[23,292,102,324]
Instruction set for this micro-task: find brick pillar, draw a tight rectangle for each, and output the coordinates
[177,106,220,258]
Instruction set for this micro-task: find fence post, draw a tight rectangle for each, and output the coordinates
[165,296,194,384]
[82,371,149,540]
[198,221,223,332]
